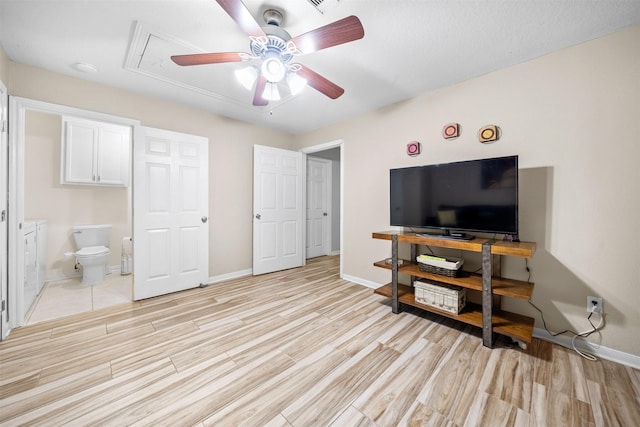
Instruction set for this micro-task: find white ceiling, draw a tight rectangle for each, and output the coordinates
[1,0,639,134]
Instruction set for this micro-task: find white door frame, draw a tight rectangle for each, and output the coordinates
[0,81,8,339]
[300,139,343,278]
[7,96,138,330]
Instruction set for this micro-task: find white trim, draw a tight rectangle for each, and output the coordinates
[44,272,82,282]
[9,97,139,126]
[208,269,253,285]
[41,265,126,283]
[0,80,7,340]
[330,250,341,256]
[300,140,344,279]
[8,96,140,328]
[300,140,343,153]
[533,327,640,370]
[343,274,381,290]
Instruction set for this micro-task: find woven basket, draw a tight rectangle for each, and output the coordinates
[418,263,461,277]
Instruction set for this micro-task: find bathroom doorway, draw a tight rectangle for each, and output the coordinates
[8,97,138,327]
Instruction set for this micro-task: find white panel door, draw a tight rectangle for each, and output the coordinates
[0,81,7,339]
[253,145,303,275]
[133,127,209,300]
[306,157,331,259]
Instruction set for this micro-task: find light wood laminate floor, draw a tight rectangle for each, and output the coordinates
[1,256,639,426]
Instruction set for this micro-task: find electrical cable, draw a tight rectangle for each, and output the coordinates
[526,262,605,361]
[424,245,436,256]
[571,313,605,361]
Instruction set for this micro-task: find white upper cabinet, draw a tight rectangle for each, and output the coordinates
[61,117,131,187]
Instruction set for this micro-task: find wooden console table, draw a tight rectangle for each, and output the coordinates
[372,231,536,347]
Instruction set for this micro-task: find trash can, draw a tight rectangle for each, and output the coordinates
[121,236,132,275]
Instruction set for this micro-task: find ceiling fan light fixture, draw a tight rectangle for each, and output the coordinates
[287,72,307,95]
[261,56,286,83]
[235,66,258,90]
[262,82,281,101]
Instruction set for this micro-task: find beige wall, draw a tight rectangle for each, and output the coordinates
[9,61,294,278]
[0,44,8,85]
[294,26,640,356]
[4,26,639,356]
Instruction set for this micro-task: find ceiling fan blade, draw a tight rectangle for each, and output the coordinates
[289,16,364,55]
[253,75,269,106]
[171,52,245,66]
[216,0,266,39]
[296,65,345,99]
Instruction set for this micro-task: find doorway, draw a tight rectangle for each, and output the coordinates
[301,140,343,277]
[8,97,138,329]
[251,140,343,278]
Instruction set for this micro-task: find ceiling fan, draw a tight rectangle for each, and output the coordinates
[171,0,364,106]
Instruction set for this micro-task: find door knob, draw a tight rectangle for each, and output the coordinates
[255,214,261,220]
[323,212,328,216]
[201,216,208,223]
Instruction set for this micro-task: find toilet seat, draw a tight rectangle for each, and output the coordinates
[75,246,110,257]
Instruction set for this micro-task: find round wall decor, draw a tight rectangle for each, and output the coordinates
[478,125,500,143]
[406,141,421,156]
[442,123,460,139]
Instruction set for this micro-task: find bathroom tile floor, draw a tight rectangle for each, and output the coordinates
[26,273,132,325]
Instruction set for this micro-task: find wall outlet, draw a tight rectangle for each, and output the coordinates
[587,296,603,314]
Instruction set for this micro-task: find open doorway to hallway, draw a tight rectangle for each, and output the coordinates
[301,140,343,278]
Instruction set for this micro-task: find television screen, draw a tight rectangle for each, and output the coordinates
[390,156,518,235]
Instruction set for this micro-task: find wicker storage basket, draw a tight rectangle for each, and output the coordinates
[416,255,464,277]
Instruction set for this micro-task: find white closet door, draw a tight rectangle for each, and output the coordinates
[253,145,303,275]
[306,157,331,259]
[133,127,209,300]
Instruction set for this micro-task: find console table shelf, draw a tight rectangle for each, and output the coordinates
[372,231,536,347]
[373,261,534,300]
[373,283,534,343]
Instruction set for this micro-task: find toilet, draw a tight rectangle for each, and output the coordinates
[71,224,112,285]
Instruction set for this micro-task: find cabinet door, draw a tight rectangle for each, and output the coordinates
[97,124,131,186]
[62,117,131,186]
[64,120,98,184]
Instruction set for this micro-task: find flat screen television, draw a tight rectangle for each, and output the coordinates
[390,155,518,236]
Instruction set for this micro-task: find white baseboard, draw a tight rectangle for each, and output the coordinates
[208,268,253,285]
[533,328,640,370]
[47,266,253,287]
[342,275,640,370]
[342,274,380,289]
[45,264,123,283]
[330,250,341,256]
